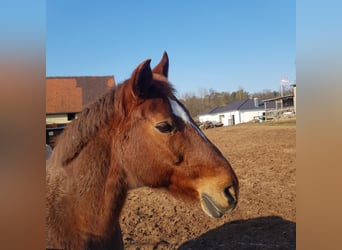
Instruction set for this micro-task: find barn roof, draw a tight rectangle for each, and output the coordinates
[200,98,274,115]
[46,76,115,114]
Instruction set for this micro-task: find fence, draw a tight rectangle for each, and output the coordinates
[265,107,296,120]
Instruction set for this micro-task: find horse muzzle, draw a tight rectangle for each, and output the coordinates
[200,186,237,218]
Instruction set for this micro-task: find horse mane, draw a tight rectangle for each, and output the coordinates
[54,77,175,166]
[53,88,116,166]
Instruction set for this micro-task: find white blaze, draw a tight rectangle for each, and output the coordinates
[168,98,207,140]
[168,98,191,124]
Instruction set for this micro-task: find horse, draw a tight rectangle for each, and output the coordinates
[46,52,239,249]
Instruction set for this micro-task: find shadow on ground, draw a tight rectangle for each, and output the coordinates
[178,216,295,250]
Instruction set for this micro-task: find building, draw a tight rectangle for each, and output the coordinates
[46,76,115,146]
[263,84,296,119]
[199,98,269,126]
[199,84,296,127]
[46,76,115,125]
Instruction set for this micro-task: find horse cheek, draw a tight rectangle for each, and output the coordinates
[168,167,199,201]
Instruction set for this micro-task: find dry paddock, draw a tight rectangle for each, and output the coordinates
[120,120,296,250]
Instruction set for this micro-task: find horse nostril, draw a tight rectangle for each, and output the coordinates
[224,186,236,205]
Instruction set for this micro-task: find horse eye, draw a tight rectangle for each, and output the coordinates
[155,122,174,133]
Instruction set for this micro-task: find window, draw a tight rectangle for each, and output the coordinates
[67,113,76,121]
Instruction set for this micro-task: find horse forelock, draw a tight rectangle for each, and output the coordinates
[145,76,175,100]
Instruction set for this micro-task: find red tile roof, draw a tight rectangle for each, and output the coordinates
[46,76,115,114]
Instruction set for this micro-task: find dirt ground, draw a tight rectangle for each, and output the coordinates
[120,120,296,250]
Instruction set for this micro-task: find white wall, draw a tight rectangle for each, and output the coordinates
[199,109,264,126]
[46,114,69,124]
[199,114,216,123]
[240,110,264,123]
[221,111,240,126]
[199,111,239,126]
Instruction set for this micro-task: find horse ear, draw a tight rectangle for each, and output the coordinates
[152,51,169,78]
[130,59,153,99]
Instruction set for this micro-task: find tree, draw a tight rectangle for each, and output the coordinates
[179,87,280,118]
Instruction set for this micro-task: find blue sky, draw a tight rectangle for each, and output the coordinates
[46,0,295,97]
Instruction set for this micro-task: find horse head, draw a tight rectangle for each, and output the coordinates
[116,52,239,218]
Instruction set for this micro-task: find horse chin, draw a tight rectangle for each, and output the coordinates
[200,193,232,218]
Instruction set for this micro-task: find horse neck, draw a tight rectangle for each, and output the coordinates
[74,128,129,219]
[56,130,128,245]
[50,124,129,240]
